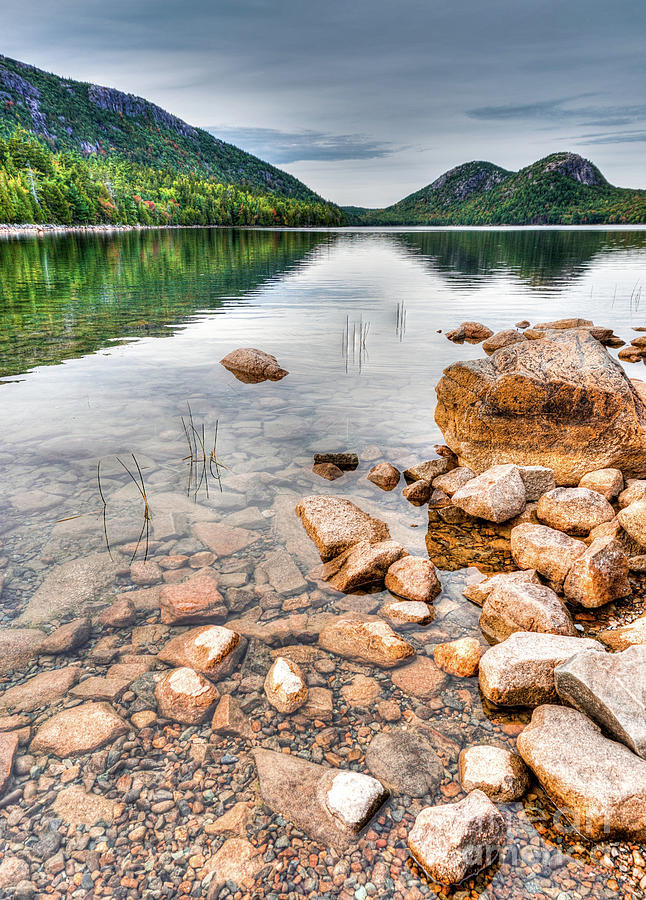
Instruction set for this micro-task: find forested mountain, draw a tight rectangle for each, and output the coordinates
[0,54,345,226]
[351,153,646,225]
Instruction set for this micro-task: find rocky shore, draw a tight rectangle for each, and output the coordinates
[1,322,646,898]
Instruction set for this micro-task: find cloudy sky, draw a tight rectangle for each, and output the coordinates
[2,0,644,205]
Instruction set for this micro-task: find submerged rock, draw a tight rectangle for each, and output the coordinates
[313,452,358,470]
[451,464,526,523]
[537,487,614,535]
[517,704,646,840]
[39,618,91,655]
[0,628,45,676]
[253,748,387,852]
[157,624,244,680]
[385,556,441,604]
[459,745,530,801]
[211,693,254,740]
[510,523,586,591]
[155,667,219,725]
[365,729,443,797]
[555,646,646,758]
[0,665,80,714]
[407,790,506,885]
[478,631,602,707]
[402,480,431,505]
[296,496,390,561]
[435,329,646,484]
[220,347,288,382]
[264,656,308,713]
[446,321,493,343]
[480,581,576,643]
[367,462,401,491]
[319,616,415,667]
[31,701,128,757]
[433,637,483,677]
[381,599,435,626]
[159,574,228,624]
[0,733,19,798]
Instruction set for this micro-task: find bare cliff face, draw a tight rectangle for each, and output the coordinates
[435,329,646,485]
[87,85,198,139]
[542,153,604,187]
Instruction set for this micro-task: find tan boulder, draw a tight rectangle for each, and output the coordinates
[295,496,390,561]
[384,557,441,604]
[482,329,527,354]
[159,574,227,625]
[478,632,602,707]
[432,466,475,496]
[517,704,646,840]
[619,479,646,508]
[31,701,128,757]
[446,321,493,343]
[516,465,556,501]
[402,480,431,505]
[433,637,482,677]
[451,464,526,523]
[480,581,576,643]
[318,540,407,592]
[52,785,118,826]
[563,535,631,608]
[579,468,624,500]
[367,463,400,490]
[404,458,455,483]
[510,523,586,590]
[407,791,505,884]
[463,569,540,606]
[597,613,646,651]
[459,746,530,801]
[157,625,244,680]
[435,329,646,484]
[220,347,288,382]
[312,462,343,481]
[264,657,308,713]
[618,499,646,548]
[537,487,614,535]
[155,667,219,724]
[319,617,415,668]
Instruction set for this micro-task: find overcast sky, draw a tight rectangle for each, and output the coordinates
[2,0,644,206]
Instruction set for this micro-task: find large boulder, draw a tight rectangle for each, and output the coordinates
[537,487,615,536]
[451,464,526,523]
[478,631,603,707]
[480,581,576,643]
[555,647,646,758]
[517,704,646,840]
[562,535,631,608]
[510,523,586,591]
[407,790,506,884]
[435,329,646,485]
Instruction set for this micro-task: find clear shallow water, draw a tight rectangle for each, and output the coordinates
[1,227,646,898]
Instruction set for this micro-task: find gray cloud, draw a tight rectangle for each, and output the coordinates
[1,0,645,203]
[579,130,646,145]
[207,127,395,163]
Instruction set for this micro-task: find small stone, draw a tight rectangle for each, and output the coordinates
[478,632,603,707]
[510,523,586,591]
[367,463,400,491]
[459,745,530,801]
[340,674,381,707]
[402,480,431,505]
[158,624,243,680]
[220,347,288,382]
[482,329,527,354]
[264,657,308,713]
[408,790,505,884]
[155,667,219,725]
[391,656,447,699]
[563,535,631,607]
[319,540,407,592]
[31,702,128,757]
[384,556,441,604]
[302,686,333,721]
[39,618,91,655]
[579,468,624,500]
[447,321,493,343]
[319,617,415,668]
[210,695,251,740]
[0,732,19,796]
[0,858,30,891]
[463,569,540,606]
[376,699,401,721]
[452,464,526,523]
[313,463,344,481]
[52,785,118,825]
[537,487,615,535]
[160,574,227,624]
[325,770,387,831]
[404,458,455,483]
[432,466,475,496]
[131,710,157,729]
[480,581,576,643]
[433,638,482,677]
[98,597,136,628]
[296,496,390,561]
[381,599,434,626]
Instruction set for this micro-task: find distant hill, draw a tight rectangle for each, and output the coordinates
[0,53,326,201]
[350,153,646,225]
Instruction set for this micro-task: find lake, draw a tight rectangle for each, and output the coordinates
[0,226,645,898]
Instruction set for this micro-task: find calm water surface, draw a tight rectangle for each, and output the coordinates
[1,227,646,898]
